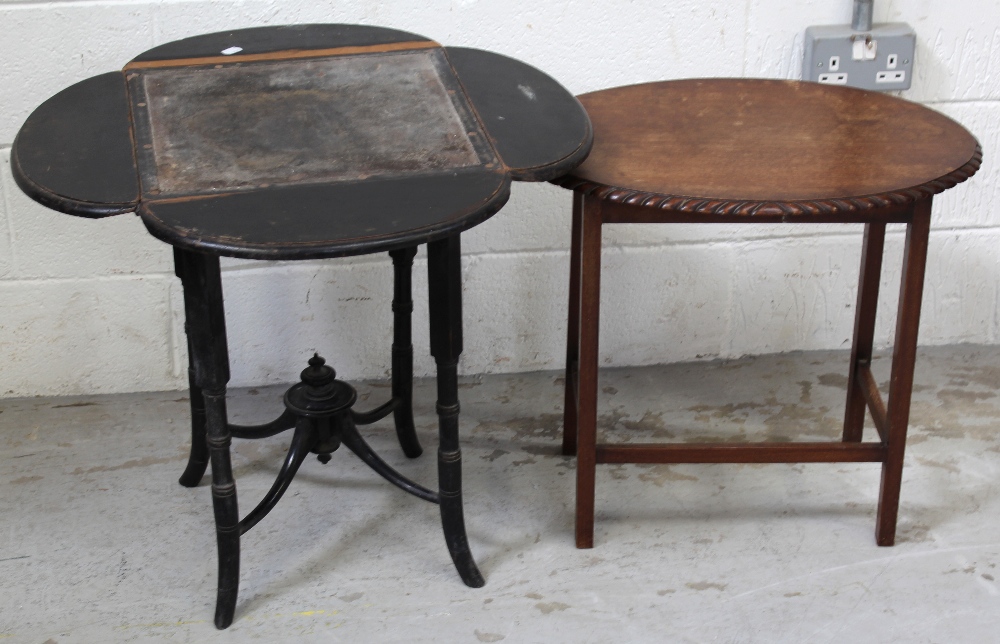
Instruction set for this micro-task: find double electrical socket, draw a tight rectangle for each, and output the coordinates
[803,23,915,91]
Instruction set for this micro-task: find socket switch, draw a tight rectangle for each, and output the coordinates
[803,22,915,91]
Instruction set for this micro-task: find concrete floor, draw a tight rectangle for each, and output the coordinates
[2,346,1000,643]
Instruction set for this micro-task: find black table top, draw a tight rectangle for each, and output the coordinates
[12,24,592,259]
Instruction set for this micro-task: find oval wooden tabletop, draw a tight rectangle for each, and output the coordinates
[558,79,980,216]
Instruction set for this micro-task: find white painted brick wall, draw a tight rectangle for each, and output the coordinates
[0,0,996,396]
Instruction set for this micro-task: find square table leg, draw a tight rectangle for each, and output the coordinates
[563,191,584,457]
[877,198,933,546]
[575,195,604,549]
[844,222,887,443]
[563,194,934,549]
[427,234,486,587]
[173,247,240,629]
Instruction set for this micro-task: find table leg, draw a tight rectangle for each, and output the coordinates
[876,199,932,546]
[843,222,887,442]
[427,234,485,588]
[576,196,603,549]
[176,247,210,488]
[563,192,584,456]
[175,248,241,628]
[390,247,422,458]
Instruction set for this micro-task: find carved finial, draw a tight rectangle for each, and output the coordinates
[301,353,336,390]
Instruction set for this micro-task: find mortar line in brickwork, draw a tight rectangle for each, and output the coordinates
[741,0,752,77]
[218,255,413,275]
[1,149,17,275]
[922,98,1000,106]
[36,221,990,275]
[0,0,139,9]
[459,227,997,260]
[0,273,174,285]
[929,225,1000,234]
[150,1,161,45]
[166,278,185,381]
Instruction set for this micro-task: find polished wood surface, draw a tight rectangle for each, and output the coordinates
[562,79,980,214]
[554,79,981,551]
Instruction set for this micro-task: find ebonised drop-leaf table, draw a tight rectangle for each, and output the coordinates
[550,78,980,550]
[12,23,592,629]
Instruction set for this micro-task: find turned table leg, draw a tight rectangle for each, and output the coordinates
[427,235,485,588]
[175,247,210,487]
[175,248,241,629]
[390,246,422,458]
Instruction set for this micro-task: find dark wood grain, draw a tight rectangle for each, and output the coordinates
[390,247,422,459]
[11,72,138,217]
[140,169,510,260]
[173,249,239,629]
[555,79,980,216]
[427,235,486,588]
[14,24,592,263]
[446,47,592,181]
[562,192,584,457]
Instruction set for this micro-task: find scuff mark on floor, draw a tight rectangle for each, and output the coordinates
[71,455,182,475]
[534,601,570,614]
[637,464,699,485]
[686,581,727,591]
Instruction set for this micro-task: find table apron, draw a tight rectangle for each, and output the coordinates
[597,198,920,225]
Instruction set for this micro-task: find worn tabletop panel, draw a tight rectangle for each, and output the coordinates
[130,49,494,197]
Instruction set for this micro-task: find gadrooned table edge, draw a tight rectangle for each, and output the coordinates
[551,143,982,218]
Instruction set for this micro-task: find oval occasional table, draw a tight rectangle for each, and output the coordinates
[12,24,591,628]
[551,79,980,549]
